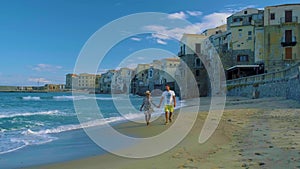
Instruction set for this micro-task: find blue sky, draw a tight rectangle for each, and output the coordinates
[0,0,299,86]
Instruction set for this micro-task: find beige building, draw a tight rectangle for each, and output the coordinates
[201,24,227,37]
[160,58,180,85]
[264,4,300,72]
[77,73,98,89]
[66,73,100,90]
[111,68,134,94]
[177,34,209,98]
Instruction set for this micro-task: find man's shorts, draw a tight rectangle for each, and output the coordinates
[164,105,174,113]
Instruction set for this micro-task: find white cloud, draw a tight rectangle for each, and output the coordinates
[202,12,232,27]
[223,4,256,13]
[186,11,203,16]
[130,37,142,41]
[32,64,62,72]
[144,12,231,44]
[145,13,231,40]
[28,78,51,84]
[156,39,167,45]
[168,11,187,20]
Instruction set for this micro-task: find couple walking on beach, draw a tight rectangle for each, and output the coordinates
[140,84,176,126]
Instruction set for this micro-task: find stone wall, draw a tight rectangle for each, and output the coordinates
[226,62,300,101]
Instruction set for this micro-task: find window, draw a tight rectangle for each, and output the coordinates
[233,18,238,22]
[195,43,201,53]
[248,31,252,35]
[270,13,275,20]
[285,48,292,60]
[249,16,252,22]
[237,55,249,62]
[244,11,248,14]
[248,37,252,40]
[196,70,200,76]
[285,10,293,22]
[238,29,243,31]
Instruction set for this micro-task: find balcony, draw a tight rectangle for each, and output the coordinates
[281,36,297,47]
[280,16,298,24]
[177,51,185,57]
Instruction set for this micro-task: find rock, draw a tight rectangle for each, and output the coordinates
[259,162,265,166]
[254,152,262,156]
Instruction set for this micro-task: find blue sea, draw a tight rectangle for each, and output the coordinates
[0,92,181,168]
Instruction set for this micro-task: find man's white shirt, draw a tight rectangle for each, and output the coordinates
[162,90,175,105]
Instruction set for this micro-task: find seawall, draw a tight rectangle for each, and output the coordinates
[226,62,300,101]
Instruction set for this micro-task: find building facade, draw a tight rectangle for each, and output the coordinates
[111,68,134,94]
[65,74,78,89]
[177,34,209,98]
[99,70,116,93]
[264,4,300,72]
[65,73,100,91]
[227,8,264,66]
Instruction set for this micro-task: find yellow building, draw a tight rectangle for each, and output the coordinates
[201,24,227,37]
[264,4,300,72]
[227,8,264,66]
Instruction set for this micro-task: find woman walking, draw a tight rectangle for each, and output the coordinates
[140,91,157,126]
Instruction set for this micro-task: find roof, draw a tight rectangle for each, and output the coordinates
[265,3,300,8]
[163,58,180,62]
[226,65,259,71]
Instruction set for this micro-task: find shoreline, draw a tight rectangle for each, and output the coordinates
[11,97,300,168]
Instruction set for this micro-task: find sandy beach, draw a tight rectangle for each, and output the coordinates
[29,97,300,169]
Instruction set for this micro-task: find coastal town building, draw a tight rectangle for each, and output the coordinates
[65,73,100,91]
[131,64,150,95]
[177,34,209,98]
[263,4,300,72]
[44,84,65,91]
[65,74,78,89]
[226,8,264,67]
[63,3,300,97]
[111,68,134,94]
[99,70,116,93]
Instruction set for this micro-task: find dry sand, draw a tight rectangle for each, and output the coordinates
[31,97,300,169]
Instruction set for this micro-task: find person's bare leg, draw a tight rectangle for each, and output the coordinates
[169,112,173,122]
[145,114,148,125]
[148,114,151,123]
[165,111,169,124]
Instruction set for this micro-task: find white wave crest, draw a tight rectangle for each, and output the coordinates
[0,110,60,119]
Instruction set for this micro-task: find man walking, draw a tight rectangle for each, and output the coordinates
[158,84,176,125]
